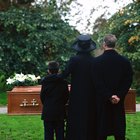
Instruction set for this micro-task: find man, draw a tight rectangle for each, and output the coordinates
[40,61,69,140]
[92,34,133,140]
[61,34,97,140]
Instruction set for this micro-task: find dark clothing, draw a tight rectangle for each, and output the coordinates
[98,135,125,140]
[43,120,64,140]
[61,52,97,140]
[40,74,69,121]
[92,50,133,138]
[40,74,69,140]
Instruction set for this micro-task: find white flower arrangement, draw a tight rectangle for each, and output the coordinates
[6,73,40,86]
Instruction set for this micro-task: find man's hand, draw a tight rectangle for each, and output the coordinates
[110,95,120,104]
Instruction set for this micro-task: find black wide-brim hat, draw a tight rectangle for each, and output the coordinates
[72,34,96,52]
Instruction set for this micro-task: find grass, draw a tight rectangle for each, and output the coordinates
[0,92,7,106]
[0,115,44,140]
[125,113,140,140]
[0,113,140,140]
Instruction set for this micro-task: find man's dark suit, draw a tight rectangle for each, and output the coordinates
[92,50,133,139]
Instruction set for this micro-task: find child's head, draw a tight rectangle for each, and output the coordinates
[48,61,59,74]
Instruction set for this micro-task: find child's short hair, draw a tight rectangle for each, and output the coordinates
[48,61,59,74]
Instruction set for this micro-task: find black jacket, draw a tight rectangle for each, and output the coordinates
[61,52,97,140]
[40,74,69,121]
[92,50,133,137]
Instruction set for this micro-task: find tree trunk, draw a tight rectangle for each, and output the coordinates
[0,0,11,10]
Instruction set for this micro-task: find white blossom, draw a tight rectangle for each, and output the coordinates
[6,73,40,86]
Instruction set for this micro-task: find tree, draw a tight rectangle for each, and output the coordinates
[0,0,10,10]
[93,1,140,90]
[0,0,78,77]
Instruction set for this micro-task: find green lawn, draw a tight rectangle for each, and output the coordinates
[0,113,140,140]
[0,92,7,106]
[0,115,44,140]
[125,113,140,140]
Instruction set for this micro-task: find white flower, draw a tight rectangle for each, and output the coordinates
[6,78,15,84]
[36,76,41,79]
[14,73,26,82]
[6,73,40,86]
[27,74,37,81]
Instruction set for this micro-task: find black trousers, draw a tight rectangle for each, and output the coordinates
[98,135,125,140]
[43,120,64,140]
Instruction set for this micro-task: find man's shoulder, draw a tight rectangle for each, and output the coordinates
[94,54,104,62]
[116,54,131,65]
[119,54,129,61]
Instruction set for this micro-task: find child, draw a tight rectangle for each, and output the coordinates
[40,61,69,140]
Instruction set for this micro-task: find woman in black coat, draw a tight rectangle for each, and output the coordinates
[92,34,133,140]
[61,34,97,140]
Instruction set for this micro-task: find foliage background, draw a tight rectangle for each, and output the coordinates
[0,0,140,93]
[0,0,78,78]
[92,1,140,94]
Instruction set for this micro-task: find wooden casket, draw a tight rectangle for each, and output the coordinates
[7,86,136,115]
[7,86,42,115]
[124,89,136,113]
